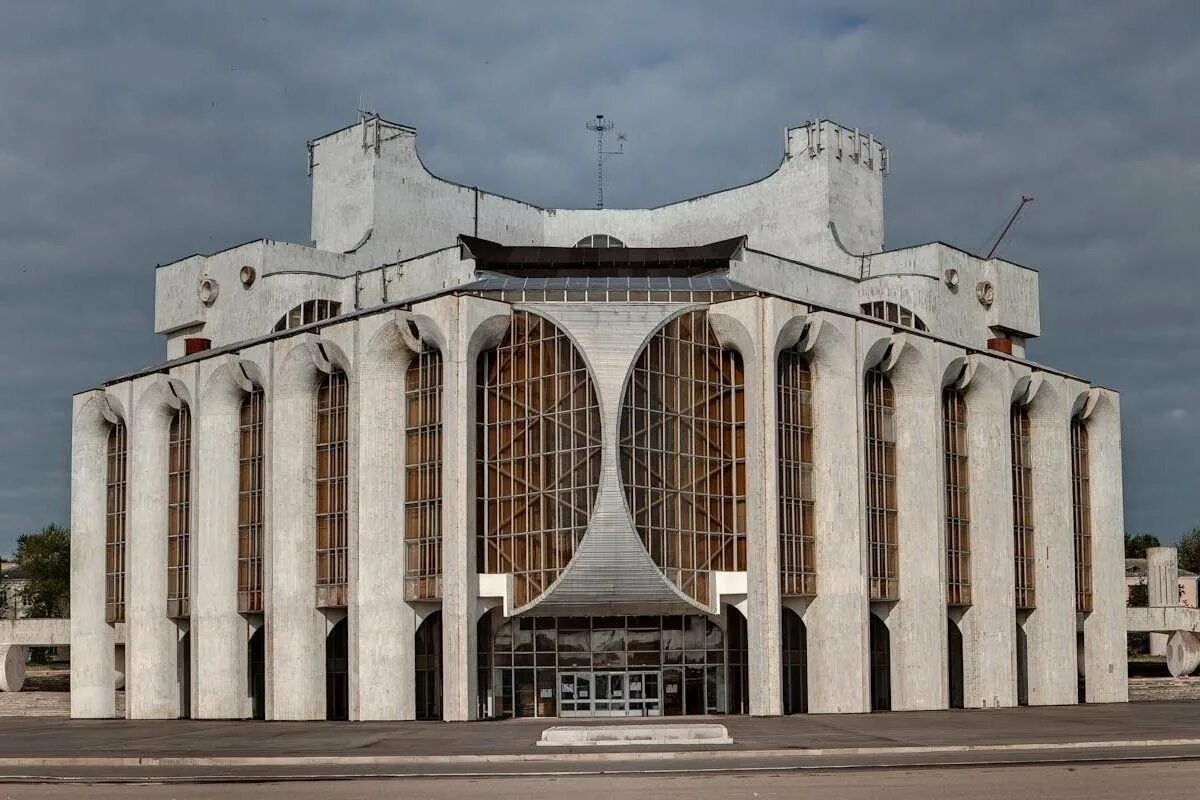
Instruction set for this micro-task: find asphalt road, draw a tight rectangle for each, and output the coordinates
[1,760,1198,799]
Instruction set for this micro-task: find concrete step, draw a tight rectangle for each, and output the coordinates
[537,723,732,747]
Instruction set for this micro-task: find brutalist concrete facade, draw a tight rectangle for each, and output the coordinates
[70,116,1127,720]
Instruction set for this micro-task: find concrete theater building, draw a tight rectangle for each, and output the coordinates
[70,116,1128,721]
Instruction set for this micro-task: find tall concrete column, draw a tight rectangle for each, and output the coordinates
[1146,547,1176,656]
[267,335,339,719]
[354,312,423,720]
[126,375,187,718]
[191,357,256,718]
[958,358,1018,708]
[803,314,870,713]
[881,334,947,711]
[710,296,808,717]
[69,391,119,718]
[412,296,509,721]
[1024,375,1078,706]
[1080,391,1129,702]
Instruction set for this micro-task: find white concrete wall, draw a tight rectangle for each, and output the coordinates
[958,357,1018,708]
[1023,375,1081,706]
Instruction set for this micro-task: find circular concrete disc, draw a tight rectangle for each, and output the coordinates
[1166,630,1200,678]
[0,645,26,692]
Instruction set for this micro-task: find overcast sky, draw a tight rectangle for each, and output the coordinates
[0,2,1197,554]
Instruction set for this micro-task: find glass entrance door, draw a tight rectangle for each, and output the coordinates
[557,671,661,717]
[559,672,594,717]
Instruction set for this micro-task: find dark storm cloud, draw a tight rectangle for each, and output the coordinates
[0,1,1196,551]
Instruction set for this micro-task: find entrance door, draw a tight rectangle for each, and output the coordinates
[558,672,594,717]
[627,671,661,717]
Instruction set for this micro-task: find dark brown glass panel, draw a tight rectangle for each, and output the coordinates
[105,421,127,624]
[1071,419,1092,613]
[1012,405,1035,610]
[943,388,971,606]
[619,310,746,605]
[405,349,443,601]
[865,368,898,601]
[477,311,602,608]
[237,389,265,613]
[778,350,815,597]
[316,370,349,607]
[167,406,192,618]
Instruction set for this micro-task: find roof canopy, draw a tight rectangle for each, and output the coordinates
[459,235,746,276]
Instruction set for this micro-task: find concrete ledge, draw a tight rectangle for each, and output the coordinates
[537,723,733,747]
[5,737,1200,767]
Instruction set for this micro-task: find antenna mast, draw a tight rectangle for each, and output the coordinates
[986,195,1034,260]
[586,114,625,209]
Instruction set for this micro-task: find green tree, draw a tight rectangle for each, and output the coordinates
[13,524,70,618]
[1125,533,1161,559]
[1177,527,1200,575]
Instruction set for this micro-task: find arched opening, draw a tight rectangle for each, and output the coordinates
[177,630,191,718]
[869,613,891,711]
[325,618,348,720]
[1015,618,1030,706]
[415,611,442,720]
[620,310,746,604]
[947,616,964,709]
[247,627,265,720]
[574,234,625,248]
[273,299,342,332]
[725,607,748,716]
[860,301,928,332]
[782,608,808,714]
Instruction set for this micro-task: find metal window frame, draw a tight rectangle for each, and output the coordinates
[237,388,265,613]
[619,310,746,605]
[943,388,971,607]
[315,370,349,607]
[477,311,602,608]
[104,421,128,624]
[404,349,444,601]
[864,367,898,601]
[778,350,816,597]
[166,406,192,619]
[1011,405,1036,610]
[1071,419,1092,613]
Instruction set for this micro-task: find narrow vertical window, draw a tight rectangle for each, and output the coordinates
[105,421,128,624]
[864,367,897,601]
[1011,405,1035,610]
[778,350,815,597]
[405,349,443,601]
[943,389,971,606]
[1071,419,1092,613]
[316,370,349,607]
[238,388,265,613]
[167,406,192,619]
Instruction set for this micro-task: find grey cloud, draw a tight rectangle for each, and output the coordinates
[0,0,1196,552]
